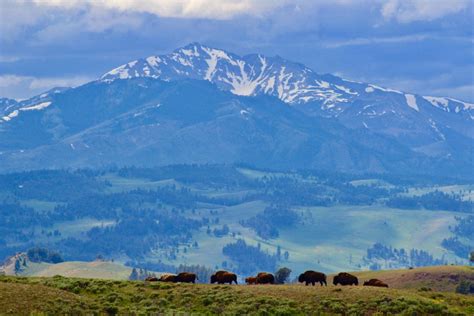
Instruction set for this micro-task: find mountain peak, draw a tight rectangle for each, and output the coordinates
[99,44,473,121]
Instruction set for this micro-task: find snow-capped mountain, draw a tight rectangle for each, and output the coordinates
[0,43,471,176]
[99,43,473,159]
[101,43,473,117]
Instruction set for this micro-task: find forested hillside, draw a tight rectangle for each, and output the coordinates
[1,165,472,275]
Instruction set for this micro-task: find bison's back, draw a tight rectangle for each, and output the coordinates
[176,272,197,283]
[363,279,388,288]
[256,272,275,284]
[334,272,358,286]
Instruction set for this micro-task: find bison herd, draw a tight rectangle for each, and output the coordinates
[146,270,389,288]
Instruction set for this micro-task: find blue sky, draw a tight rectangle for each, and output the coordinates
[0,0,472,101]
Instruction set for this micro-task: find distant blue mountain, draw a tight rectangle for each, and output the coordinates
[0,44,472,177]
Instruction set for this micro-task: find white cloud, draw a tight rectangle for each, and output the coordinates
[322,34,473,48]
[28,76,92,90]
[0,56,20,63]
[31,0,291,20]
[323,34,431,48]
[381,0,471,23]
[0,75,93,99]
[0,75,26,88]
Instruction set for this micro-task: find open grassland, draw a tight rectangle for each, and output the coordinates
[1,273,473,315]
[349,266,474,292]
[175,202,465,273]
[25,261,133,280]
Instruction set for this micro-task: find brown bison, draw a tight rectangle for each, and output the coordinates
[175,272,197,283]
[210,270,238,284]
[145,276,159,282]
[159,274,177,282]
[256,272,275,284]
[333,272,358,286]
[298,270,327,286]
[363,279,388,288]
[245,277,257,285]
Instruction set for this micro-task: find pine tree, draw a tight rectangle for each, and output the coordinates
[14,259,21,274]
[274,267,292,284]
[276,246,282,260]
[129,268,139,280]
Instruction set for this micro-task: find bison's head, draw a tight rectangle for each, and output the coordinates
[363,281,369,286]
[298,274,305,283]
[210,274,216,284]
[333,276,339,285]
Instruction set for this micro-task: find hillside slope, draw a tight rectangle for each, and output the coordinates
[348,266,474,292]
[0,78,448,175]
[1,267,473,315]
[0,253,134,280]
[0,44,472,176]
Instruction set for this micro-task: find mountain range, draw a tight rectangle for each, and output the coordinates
[0,43,472,177]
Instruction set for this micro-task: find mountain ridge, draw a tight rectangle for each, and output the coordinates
[0,43,472,176]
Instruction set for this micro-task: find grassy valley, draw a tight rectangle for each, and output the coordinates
[1,165,473,277]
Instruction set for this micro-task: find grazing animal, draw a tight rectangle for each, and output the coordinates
[245,277,257,285]
[159,274,177,282]
[210,271,238,284]
[256,272,275,284]
[363,279,389,288]
[333,272,358,286]
[298,270,327,286]
[145,276,159,282]
[210,271,227,284]
[175,272,198,283]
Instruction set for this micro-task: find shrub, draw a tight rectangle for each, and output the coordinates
[455,280,474,295]
[274,267,292,284]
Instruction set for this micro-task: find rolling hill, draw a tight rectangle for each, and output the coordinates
[0,266,473,315]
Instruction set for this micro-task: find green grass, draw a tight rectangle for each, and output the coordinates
[348,266,474,292]
[1,274,473,315]
[25,261,134,280]
[402,184,474,201]
[6,171,472,273]
[168,202,466,273]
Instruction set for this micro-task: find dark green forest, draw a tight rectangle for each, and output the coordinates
[0,164,472,274]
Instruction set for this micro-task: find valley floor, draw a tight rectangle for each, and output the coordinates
[1,267,473,315]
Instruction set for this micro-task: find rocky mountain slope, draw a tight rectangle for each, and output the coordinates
[0,43,472,176]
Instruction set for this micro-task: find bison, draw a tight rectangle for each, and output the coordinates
[333,272,358,286]
[363,279,388,288]
[210,271,238,284]
[298,270,327,286]
[175,272,197,283]
[145,276,159,282]
[159,274,177,282]
[256,272,275,284]
[245,277,257,285]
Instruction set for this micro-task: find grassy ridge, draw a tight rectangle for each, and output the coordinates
[24,261,133,280]
[350,266,474,292]
[1,271,473,315]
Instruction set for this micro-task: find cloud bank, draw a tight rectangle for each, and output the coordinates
[381,0,471,23]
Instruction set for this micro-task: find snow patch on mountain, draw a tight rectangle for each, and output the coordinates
[0,101,53,123]
[2,110,19,122]
[98,43,473,120]
[369,84,402,94]
[405,94,419,112]
[21,101,52,111]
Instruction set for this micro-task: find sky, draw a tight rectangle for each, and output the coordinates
[0,0,473,101]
